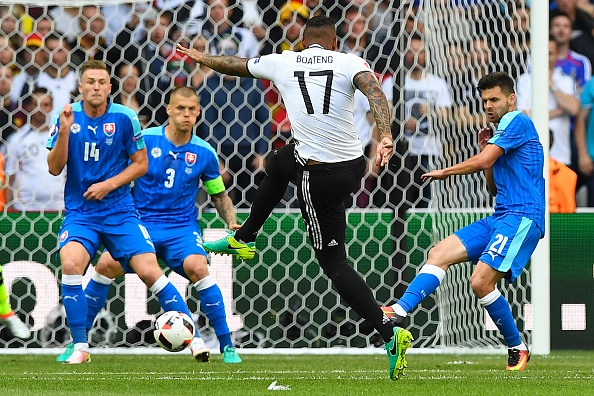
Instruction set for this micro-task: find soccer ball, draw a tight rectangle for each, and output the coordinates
[153,311,195,352]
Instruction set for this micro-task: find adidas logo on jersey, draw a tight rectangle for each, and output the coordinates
[327,239,338,247]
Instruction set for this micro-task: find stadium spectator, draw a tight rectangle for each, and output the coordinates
[555,0,594,67]
[197,48,271,207]
[402,33,452,208]
[549,130,577,213]
[0,6,22,50]
[444,37,494,208]
[38,33,78,122]
[259,1,309,55]
[574,76,594,206]
[68,6,111,69]
[35,14,54,38]
[189,35,214,88]
[550,10,591,92]
[0,64,18,150]
[49,6,81,43]
[202,0,260,58]
[5,87,65,212]
[0,35,16,69]
[113,64,150,127]
[516,36,579,167]
[11,32,47,106]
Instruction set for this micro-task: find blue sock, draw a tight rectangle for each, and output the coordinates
[197,281,231,352]
[151,276,193,320]
[84,274,111,331]
[61,276,87,344]
[398,265,446,313]
[480,290,522,348]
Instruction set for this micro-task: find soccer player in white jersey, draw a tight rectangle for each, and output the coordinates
[47,60,198,364]
[83,87,242,363]
[176,15,412,380]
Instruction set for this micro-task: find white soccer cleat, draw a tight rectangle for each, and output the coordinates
[189,337,210,362]
[0,313,31,339]
[64,349,91,364]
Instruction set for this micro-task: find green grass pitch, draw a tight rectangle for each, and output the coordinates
[0,352,593,395]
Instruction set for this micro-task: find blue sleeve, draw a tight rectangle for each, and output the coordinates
[581,81,594,108]
[201,148,221,183]
[489,114,529,153]
[123,112,145,156]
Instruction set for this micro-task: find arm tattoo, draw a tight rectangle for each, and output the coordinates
[211,191,238,226]
[354,72,392,137]
[201,54,252,78]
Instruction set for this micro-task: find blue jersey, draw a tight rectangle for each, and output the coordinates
[134,126,222,224]
[46,102,145,214]
[488,111,545,233]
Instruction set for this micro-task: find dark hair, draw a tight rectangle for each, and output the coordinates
[477,71,515,96]
[80,60,108,77]
[304,15,336,36]
[549,10,572,27]
[22,86,51,107]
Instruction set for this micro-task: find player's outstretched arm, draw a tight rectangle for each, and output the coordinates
[354,71,393,167]
[83,149,148,201]
[47,104,73,175]
[422,144,504,183]
[211,190,241,231]
[175,44,252,78]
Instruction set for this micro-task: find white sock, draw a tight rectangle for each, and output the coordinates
[509,341,527,351]
[390,304,408,317]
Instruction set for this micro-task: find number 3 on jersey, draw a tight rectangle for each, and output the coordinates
[164,168,175,188]
[84,142,100,161]
[294,70,333,114]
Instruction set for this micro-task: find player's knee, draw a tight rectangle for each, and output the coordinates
[95,257,124,279]
[129,253,162,285]
[427,244,452,267]
[182,256,209,283]
[469,273,492,298]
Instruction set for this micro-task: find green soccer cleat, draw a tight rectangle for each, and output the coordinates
[56,343,74,362]
[385,326,413,380]
[203,231,256,261]
[222,345,242,364]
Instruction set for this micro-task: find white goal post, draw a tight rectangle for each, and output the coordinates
[0,1,550,354]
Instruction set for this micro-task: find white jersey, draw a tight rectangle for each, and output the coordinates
[5,125,65,211]
[247,45,372,163]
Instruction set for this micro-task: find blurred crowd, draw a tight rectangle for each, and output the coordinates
[1,1,594,214]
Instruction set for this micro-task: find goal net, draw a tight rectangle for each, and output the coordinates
[0,1,540,353]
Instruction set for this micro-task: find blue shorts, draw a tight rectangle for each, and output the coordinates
[142,222,207,279]
[454,214,542,282]
[58,211,155,266]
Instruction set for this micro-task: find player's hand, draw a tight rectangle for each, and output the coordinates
[477,126,492,152]
[84,181,115,201]
[176,43,205,64]
[421,169,447,182]
[375,136,393,167]
[578,154,594,176]
[59,104,74,132]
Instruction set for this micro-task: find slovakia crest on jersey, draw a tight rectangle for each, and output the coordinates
[103,123,116,137]
[59,230,68,243]
[185,152,197,167]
